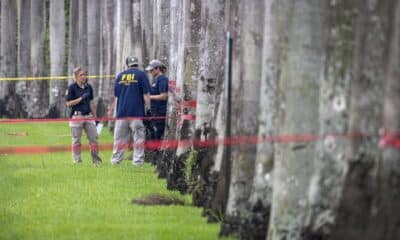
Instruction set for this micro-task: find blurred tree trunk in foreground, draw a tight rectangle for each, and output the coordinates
[330,0,398,239]
[267,1,328,239]
[379,1,400,238]
[302,0,357,238]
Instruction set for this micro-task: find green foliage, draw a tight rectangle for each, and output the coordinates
[204,208,225,223]
[184,149,199,192]
[0,123,223,240]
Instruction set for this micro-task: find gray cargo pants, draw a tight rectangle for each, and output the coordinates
[111,119,145,165]
[69,115,102,164]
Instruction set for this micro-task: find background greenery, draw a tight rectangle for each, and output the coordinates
[0,123,226,240]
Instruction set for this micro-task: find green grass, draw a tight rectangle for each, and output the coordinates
[0,123,226,240]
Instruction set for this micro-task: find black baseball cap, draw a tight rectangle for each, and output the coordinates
[126,56,139,67]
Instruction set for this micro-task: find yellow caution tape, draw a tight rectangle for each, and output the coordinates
[0,75,115,81]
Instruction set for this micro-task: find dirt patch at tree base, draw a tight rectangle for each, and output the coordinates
[131,193,185,206]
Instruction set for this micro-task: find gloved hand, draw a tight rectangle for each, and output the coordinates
[146,109,152,117]
[81,92,90,100]
[95,120,100,126]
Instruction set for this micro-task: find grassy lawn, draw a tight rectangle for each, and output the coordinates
[0,122,225,240]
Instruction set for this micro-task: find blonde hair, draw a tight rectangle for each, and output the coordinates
[73,67,85,80]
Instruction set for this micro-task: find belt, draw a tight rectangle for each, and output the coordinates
[73,111,91,116]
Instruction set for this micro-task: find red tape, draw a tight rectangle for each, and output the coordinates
[179,114,196,121]
[0,116,168,124]
[0,133,376,155]
[379,132,400,149]
[181,100,197,109]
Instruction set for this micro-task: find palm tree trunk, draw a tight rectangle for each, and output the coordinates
[115,0,124,73]
[29,0,48,118]
[166,0,202,194]
[16,0,31,117]
[0,0,17,117]
[220,0,264,237]
[78,0,88,70]
[132,0,143,62]
[192,0,226,212]
[99,0,116,102]
[87,0,101,93]
[242,0,282,238]
[124,0,135,58]
[267,1,328,239]
[49,0,66,118]
[0,0,1,63]
[330,0,394,239]
[153,0,170,63]
[379,2,400,239]
[68,0,79,79]
[302,0,358,238]
[140,0,153,64]
[156,0,184,179]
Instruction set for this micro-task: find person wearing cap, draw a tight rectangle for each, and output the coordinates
[146,59,169,140]
[65,67,102,165]
[110,56,151,166]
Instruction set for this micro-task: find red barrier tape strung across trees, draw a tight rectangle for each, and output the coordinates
[0,116,168,124]
[1,132,391,155]
[0,77,399,154]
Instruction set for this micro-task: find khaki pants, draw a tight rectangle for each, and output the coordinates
[111,119,145,165]
[70,115,102,163]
